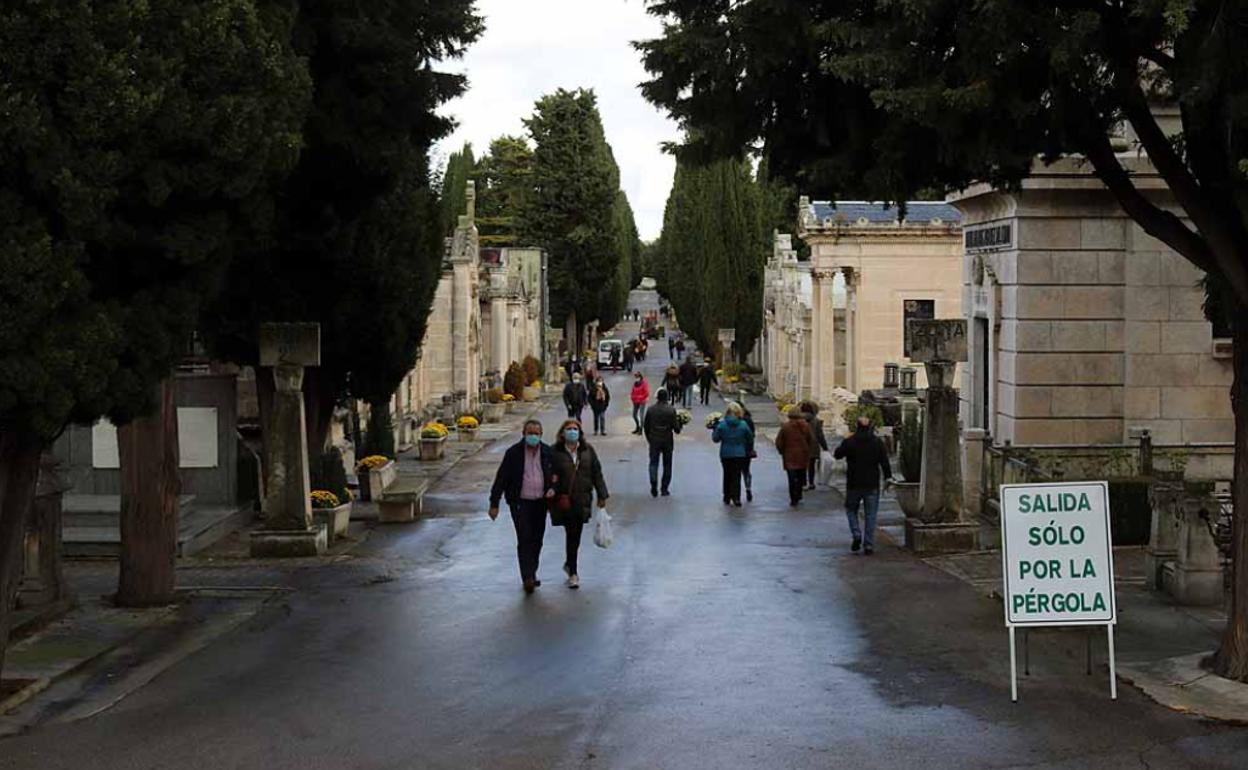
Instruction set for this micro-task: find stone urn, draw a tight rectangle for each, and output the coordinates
[482,402,506,423]
[892,481,922,517]
[313,500,352,543]
[419,435,447,461]
[522,385,542,402]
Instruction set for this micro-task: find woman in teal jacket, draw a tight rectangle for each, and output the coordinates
[712,402,754,506]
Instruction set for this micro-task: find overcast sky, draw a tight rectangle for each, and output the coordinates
[436,0,679,241]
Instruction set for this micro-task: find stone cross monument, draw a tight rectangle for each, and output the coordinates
[250,322,327,557]
[907,319,967,521]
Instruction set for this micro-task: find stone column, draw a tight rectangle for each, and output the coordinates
[19,454,70,609]
[491,291,507,373]
[251,323,326,557]
[919,360,964,521]
[811,270,837,404]
[843,268,858,394]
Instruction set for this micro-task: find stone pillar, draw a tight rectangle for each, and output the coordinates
[843,268,858,394]
[251,323,327,557]
[811,270,836,404]
[919,360,964,521]
[1172,489,1223,605]
[961,428,988,518]
[491,293,507,373]
[1145,472,1183,590]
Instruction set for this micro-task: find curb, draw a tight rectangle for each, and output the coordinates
[0,678,50,715]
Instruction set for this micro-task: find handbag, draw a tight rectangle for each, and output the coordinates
[555,456,580,514]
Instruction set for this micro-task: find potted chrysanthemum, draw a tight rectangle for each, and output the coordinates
[419,422,449,460]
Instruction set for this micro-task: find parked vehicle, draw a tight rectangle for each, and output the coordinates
[597,339,624,369]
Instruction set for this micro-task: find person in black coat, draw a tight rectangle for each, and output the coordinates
[696,364,717,405]
[800,401,830,490]
[549,420,609,589]
[489,420,557,593]
[563,374,589,421]
[833,415,894,555]
[588,377,611,436]
[642,390,682,497]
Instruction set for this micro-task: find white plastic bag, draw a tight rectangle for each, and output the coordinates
[593,506,614,549]
[817,451,836,486]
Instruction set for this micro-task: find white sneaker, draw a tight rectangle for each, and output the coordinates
[567,574,580,589]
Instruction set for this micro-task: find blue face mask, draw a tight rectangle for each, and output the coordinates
[524,434,541,448]
[565,429,580,444]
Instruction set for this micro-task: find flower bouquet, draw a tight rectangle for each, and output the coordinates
[705,411,723,429]
[675,409,692,427]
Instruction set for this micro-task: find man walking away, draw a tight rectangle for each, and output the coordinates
[643,390,681,497]
[563,374,588,422]
[623,342,635,372]
[775,406,817,507]
[489,420,556,593]
[834,414,894,555]
[668,334,677,359]
[678,358,698,408]
[697,364,717,405]
[630,373,650,434]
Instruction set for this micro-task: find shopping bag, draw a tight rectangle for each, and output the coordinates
[593,506,614,549]
[817,451,836,486]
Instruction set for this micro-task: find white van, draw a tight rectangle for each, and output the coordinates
[597,339,624,369]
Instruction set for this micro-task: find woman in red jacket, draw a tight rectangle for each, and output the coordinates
[629,373,650,435]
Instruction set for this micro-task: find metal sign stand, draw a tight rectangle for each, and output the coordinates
[1007,624,1116,702]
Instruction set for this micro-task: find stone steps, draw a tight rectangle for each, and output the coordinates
[63,495,254,558]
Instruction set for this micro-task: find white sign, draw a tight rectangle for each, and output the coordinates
[1001,481,1116,626]
[91,408,219,470]
[1000,480,1117,702]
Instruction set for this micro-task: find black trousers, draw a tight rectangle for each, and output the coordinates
[807,459,819,486]
[721,457,746,503]
[510,499,547,583]
[699,386,711,405]
[787,468,806,504]
[564,516,586,575]
[649,443,673,492]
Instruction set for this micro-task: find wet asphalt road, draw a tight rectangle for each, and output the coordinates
[3,307,1248,768]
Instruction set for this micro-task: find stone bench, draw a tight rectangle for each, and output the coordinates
[376,479,430,524]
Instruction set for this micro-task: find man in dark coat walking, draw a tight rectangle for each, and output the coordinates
[563,374,588,422]
[833,414,894,555]
[642,390,682,497]
[678,358,698,408]
[489,420,557,592]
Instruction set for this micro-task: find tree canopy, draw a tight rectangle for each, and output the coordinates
[204,0,483,449]
[654,156,767,358]
[521,89,626,343]
[439,142,476,238]
[476,135,535,248]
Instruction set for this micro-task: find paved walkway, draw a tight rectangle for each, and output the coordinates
[3,300,1247,767]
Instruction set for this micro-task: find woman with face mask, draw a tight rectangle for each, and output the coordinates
[549,420,609,588]
[711,402,754,506]
[589,377,611,436]
[630,373,650,435]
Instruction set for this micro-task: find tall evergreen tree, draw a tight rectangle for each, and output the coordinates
[477,136,534,247]
[204,0,483,458]
[654,157,767,358]
[439,142,476,237]
[0,0,309,671]
[600,191,642,330]
[521,89,621,349]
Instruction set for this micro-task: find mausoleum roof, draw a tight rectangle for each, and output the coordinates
[810,200,961,225]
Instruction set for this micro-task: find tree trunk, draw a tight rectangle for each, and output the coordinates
[116,378,180,607]
[302,367,335,461]
[0,430,43,677]
[255,367,275,518]
[1215,320,1248,680]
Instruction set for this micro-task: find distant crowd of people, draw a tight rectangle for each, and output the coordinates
[489,329,893,594]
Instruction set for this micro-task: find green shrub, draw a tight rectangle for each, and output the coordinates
[485,387,504,404]
[311,447,351,503]
[842,403,884,432]
[899,410,924,483]
[503,362,526,398]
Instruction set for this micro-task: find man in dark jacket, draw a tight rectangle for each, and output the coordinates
[563,374,588,421]
[642,390,682,497]
[489,420,557,592]
[800,401,830,490]
[678,358,698,408]
[697,365,717,405]
[833,414,894,555]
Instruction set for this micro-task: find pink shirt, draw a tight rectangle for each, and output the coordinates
[520,446,544,500]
